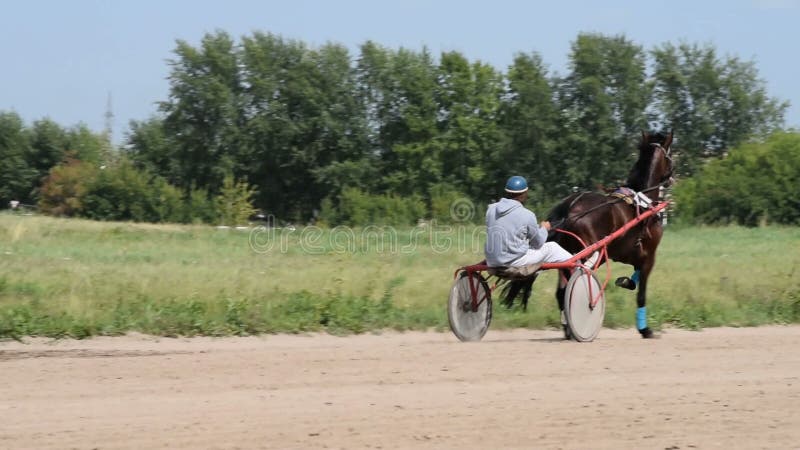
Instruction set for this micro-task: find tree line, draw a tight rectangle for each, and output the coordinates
[0,31,793,225]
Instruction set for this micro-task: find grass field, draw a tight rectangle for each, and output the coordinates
[1,213,798,338]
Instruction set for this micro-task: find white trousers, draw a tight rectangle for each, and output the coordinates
[509,242,572,266]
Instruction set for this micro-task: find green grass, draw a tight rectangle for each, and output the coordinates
[0,214,798,338]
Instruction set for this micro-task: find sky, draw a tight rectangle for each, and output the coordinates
[2,0,799,144]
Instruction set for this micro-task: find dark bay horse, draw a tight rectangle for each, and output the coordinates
[502,131,674,339]
[550,131,674,338]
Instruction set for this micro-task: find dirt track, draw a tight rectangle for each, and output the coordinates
[2,326,799,449]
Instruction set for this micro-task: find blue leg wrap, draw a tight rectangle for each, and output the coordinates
[631,270,640,285]
[636,306,647,330]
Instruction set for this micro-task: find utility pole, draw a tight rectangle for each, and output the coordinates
[103,91,114,166]
[104,91,114,141]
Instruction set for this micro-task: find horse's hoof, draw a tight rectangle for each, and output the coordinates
[563,325,573,341]
[638,327,658,339]
[615,277,637,290]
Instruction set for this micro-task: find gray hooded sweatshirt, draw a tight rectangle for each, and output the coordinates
[484,198,548,266]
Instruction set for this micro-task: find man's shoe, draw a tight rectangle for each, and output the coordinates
[584,251,600,269]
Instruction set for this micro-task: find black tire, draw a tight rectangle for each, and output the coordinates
[564,268,605,342]
[448,271,492,342]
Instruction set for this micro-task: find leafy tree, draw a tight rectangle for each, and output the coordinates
[0,112,36,205]
[240,34,370,221]
[65,124,105,164]
[356,43,440,196]
[239,33,306,220]
[556,33,650,190]
[161,31,244,195]
[28,119,68,180]
[126,117,175,182]
[651,42,788,176]
[115,31,791,226]
[303,43,371,200]
[499,52,561,204]
[434,52,507,202]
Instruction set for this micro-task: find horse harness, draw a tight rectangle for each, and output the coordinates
[555,142,673,247]
[560,142,673,224]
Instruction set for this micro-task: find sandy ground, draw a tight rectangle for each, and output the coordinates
[1,326,799,450]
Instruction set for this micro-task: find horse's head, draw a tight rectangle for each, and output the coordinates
[627,130,675,196]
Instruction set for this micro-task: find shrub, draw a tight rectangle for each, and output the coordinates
[335,187,426,226]
[429,183,473,224]
[38,158,98,216]
[673,132,800,226]
[183,187,217,224]
[82,161,184,223]
[215,175,257,226]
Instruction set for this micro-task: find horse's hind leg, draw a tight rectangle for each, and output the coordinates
[502,275,538,310]
[502,281,523,308]
[519,275,537,311]
[555,269,570,339]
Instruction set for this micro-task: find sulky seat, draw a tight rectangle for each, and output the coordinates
[486,263,543,280]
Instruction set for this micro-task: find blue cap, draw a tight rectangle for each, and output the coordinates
[504,176,528,194]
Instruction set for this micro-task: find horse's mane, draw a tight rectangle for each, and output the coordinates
[624,132,668,191]
[547,194,575,226]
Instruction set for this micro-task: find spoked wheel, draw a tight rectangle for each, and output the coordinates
[564,268,605,342]
[448,270,492,341]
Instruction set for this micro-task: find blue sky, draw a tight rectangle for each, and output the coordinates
[2,0,798,144]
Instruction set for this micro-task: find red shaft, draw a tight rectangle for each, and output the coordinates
[540,202,668,270]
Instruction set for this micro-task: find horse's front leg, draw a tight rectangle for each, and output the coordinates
[636,260,657,339]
